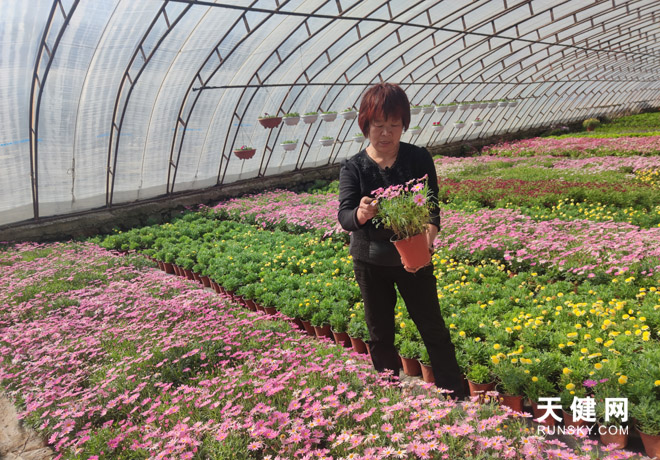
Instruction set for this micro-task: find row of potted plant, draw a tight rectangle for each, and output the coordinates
[97,211,660,443]
[118,219,660,457]
[257,100,519,130]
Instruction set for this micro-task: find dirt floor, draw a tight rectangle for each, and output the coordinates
[0,394,53,460]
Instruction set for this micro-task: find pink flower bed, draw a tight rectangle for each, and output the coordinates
[210,190,344,237]
[4,242,620,459]
[439,208,660,277]
[483,136,660,157]
[551,155,660,173]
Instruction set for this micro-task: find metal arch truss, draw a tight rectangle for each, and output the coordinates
[187,0,660,188]
[106,1,193,207]
[29,0,81,220]
[25,0,660,219]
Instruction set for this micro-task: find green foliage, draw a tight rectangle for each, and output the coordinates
[467,363,492,384]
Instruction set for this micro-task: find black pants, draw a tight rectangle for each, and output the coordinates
[353,259,466,399]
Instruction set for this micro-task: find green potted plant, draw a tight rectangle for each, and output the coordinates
[302,111,318,124]
[418,348,434,383]
[329,310,350,347]
[498,99,508,108]
[281,139,298,151]
[453,120,465,129]
[583,118,601,132]
[320,110,337,122]
[421,104,433,114]
[466,363,495,396]
[341,107,357,120]
[435,104,448,113]
[398,338,422,376]
[588,378,629,449]
[472,117,484,127]
[233,145,256,160]
[258,113,282,129]
[352,132,365,142]
[408,125,422,135]
[283,112,300,126]
[347,308,369,354]
[319,136,334,147]
[311,309,332,340]
[493,359,529,412]
[410,104,422,115]
[432,121,444,132]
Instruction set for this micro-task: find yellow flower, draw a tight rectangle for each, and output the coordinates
[400,322,406,328]
[655,380,660,386]
[491,356,500,365]
[493,344,501,350]
[532,376,539,382]
[566,383,575,390]
[618,375,628,385]
[563,367,572,375]
[459,331,466,337]
[594,363,603,370]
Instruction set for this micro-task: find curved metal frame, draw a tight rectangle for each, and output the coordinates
[106,1,193,206]
[28,0,81,220]
[19,0,660,225]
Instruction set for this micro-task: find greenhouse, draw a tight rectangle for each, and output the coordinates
[1,1,660,459]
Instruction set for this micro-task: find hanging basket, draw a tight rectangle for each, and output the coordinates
[258,116,282,129]
[281,142,298,151]
[341,110,357,120]
[391,231,431,269]
[283,116,300,126]
[320,112,337,122]
[433,125,444,132]
[233,148,256,160]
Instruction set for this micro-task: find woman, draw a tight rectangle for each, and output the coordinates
[338,82,465,399]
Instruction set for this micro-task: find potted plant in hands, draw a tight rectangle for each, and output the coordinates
[233,145,256,159]
[258,113,282,129]
[371,175,434,269]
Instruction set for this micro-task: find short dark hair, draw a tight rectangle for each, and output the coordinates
[358,82,411,136]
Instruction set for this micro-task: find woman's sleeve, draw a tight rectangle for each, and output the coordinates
[423,148,441,230]
[338,160,365,232]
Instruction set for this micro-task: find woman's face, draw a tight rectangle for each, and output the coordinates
[368,117,403,156]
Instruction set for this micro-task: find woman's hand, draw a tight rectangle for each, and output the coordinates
[356,196,378,225]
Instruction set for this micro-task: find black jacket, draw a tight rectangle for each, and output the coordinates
[338,142,440,266]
